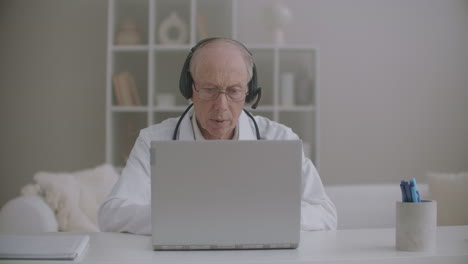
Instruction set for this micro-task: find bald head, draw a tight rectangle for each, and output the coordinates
[189,39,254,81]
[187,39,254,140]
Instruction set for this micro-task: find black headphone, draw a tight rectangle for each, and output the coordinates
[178,37,262,109]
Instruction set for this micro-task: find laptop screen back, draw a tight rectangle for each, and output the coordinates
[150,140,302,250]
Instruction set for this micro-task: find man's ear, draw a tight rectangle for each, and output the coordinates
[189,83,196,101]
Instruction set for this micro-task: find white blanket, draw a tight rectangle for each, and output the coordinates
[21,164,119,232]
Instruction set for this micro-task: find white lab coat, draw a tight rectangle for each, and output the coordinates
[98,108,337,234]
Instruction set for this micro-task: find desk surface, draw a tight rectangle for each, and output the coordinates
[2,226,467,264]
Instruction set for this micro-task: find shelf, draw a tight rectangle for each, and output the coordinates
[196,0,233,40]
[246,44,319,51]
[251,105,316,112]
[112,52,148,106]
[153,45,192,51]
[110,44,317,52]
[107,0,319,166]
[152,105,191,112]
[113,0,149,45]
[112,45,149,51]
[276,105,316,111]
[250,49,275,105]
[110,105,316,113]
[111,106,148,112]
[154,0,191,45]
[110,105,318,113]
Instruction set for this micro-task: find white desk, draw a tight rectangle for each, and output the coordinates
[2,226,467,264]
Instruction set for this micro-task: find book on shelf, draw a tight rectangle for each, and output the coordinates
[112,71,142,106]
[0,234,90,260]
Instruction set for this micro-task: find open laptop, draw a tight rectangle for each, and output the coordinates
[150,140,302,250]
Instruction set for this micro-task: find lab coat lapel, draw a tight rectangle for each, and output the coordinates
[238,110,257,140]
[178,107,196,141]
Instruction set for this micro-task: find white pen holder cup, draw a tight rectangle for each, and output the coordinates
[395,200,437,252]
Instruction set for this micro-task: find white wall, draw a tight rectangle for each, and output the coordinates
[239,0,468,184]
[1,0,467,206]
[0,0,107,207]
[317,0,468,184]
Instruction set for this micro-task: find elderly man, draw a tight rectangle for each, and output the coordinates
[98,37,337,234]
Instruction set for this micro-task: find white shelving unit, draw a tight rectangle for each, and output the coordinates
[106,0,319,168]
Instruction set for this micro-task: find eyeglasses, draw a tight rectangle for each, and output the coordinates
[193,85,248,102]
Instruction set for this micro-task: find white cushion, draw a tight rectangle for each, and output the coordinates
[23,164,119,232]
[0,195,58,234]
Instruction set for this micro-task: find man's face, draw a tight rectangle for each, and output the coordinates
[190,43,249,140]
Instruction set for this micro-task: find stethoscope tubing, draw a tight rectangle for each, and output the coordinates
[172,104,261,140]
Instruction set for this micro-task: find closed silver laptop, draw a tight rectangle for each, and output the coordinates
[150,140,302,250]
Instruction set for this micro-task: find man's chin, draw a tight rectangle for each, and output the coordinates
[205,128,234,140]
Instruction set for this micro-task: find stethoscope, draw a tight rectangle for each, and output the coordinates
[172,104,261,140]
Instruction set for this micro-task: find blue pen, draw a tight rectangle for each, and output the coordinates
[400,180,409,202]
[403,180,412,202]
[409,178,420,203]
[400,181,406,202]
[415,178,421,202]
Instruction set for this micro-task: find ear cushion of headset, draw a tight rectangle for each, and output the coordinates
[246,64,258,103]
[179,58,192,99]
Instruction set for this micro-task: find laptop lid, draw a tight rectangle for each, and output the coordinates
[150,140,302,250]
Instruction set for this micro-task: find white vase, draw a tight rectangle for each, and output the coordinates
[265,3,292,44]
[158,12,189,45]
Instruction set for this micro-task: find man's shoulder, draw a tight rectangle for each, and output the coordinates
[140,117,179,140]
[253,115,298,140]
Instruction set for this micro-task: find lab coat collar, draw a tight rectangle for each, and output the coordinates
[178,107,195,140]
[238,110,257,140]
[177,107,257,140]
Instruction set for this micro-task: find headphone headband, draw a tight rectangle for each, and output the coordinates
[178,37,262,108]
